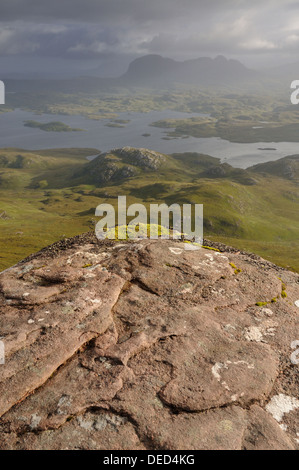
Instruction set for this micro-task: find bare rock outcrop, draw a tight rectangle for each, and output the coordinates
[0,236,298,450]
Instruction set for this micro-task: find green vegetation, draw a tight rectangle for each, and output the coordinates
[105,123,126,128]
[0,148,100,269]
[104,117,132,128]
[1,146,299,273]
[6,89,211,119]
[255,278,288,306]
[24,120,84,132]
[151,108,299,143]
[2,84,299,272]
[256,297,281,307]
[229,262,242,275]
[281,281,288,298]
[201,245,220,252]
[101,223,171,240]
[4,85,299,144]
[2,86,291,124]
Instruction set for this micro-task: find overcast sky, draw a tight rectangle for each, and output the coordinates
[1,0,299,77]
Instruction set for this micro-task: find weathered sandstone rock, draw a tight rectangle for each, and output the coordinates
[0,235,298,450]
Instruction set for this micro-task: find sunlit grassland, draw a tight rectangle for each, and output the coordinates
[1,146,299,272]
[1,82,299,273]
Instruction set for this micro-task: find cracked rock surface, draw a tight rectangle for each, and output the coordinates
[0,235,298,450]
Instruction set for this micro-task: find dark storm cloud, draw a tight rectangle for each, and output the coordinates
[0,1,298,71]
[0,0,240,23]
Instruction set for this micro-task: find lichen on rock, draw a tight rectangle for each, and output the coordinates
[0,235,298,450]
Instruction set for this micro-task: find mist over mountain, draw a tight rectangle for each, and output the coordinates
[122,54,258,86]
[5,54,259,92]
[265,61,299,84]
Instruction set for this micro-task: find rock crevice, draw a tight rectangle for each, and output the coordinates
[0,236,298,450]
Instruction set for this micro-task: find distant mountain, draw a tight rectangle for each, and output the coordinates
[122,54,258,86]
[5,54,258,92]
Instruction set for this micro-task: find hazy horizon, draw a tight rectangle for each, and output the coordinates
[1,0,299,78]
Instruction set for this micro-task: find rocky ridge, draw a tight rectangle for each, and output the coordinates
[0,234,298,450]
[73,147,166,185]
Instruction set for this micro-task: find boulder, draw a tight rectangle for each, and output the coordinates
[0,235,298,450]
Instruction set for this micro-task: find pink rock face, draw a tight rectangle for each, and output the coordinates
[0,237,298,450]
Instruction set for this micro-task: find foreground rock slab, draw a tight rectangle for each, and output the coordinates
[0,235,298,450]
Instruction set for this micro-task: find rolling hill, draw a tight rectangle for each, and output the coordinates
[1,146,299,272]
[250,154,299,180]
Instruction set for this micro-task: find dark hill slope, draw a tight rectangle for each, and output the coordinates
[250,155,299,180]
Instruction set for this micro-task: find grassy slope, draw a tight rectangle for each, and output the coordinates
[0,148,100,269]
[1,87,299,270]
[1,147,299,272]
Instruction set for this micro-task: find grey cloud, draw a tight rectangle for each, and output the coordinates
[0,0,298,74]
[0,0,242,23]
